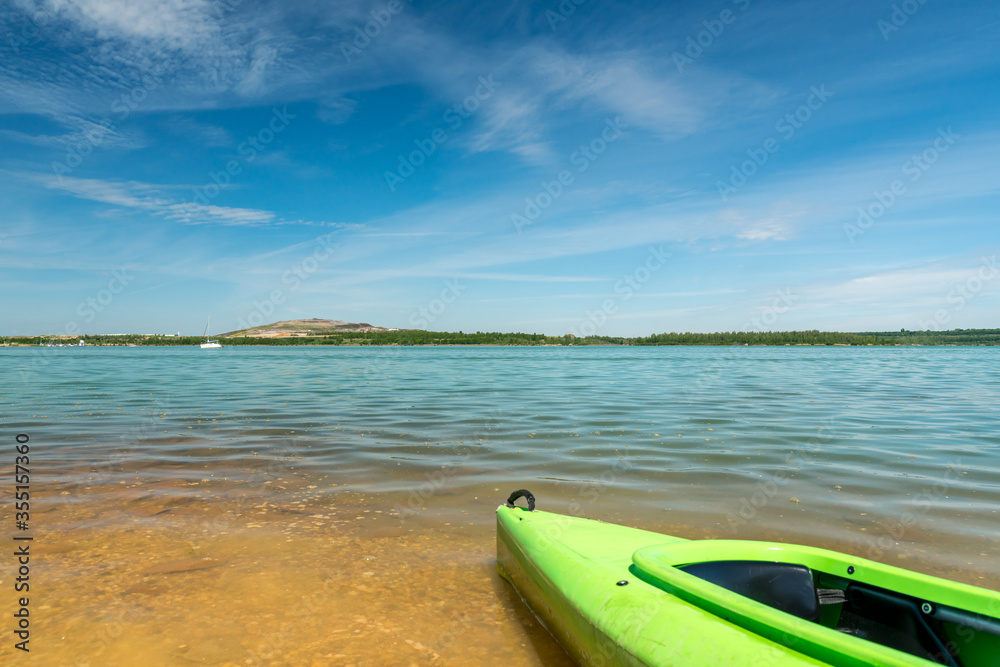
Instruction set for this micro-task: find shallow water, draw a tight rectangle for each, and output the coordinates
[2,345,999,665]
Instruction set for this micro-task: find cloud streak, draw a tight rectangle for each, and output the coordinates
[25,172,286,227]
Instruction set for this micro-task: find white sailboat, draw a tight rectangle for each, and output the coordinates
[200,319,222,349]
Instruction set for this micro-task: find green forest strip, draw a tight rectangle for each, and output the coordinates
[5,329,1000,346]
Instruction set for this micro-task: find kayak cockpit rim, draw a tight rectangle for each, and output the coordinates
[632,540,1000,666]
[633,540,1000,615]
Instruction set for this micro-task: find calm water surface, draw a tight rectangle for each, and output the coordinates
[2,346,999,665]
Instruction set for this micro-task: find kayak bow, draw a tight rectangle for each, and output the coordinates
[496,490,1000,666]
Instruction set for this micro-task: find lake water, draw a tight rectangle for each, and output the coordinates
[2,345,999,665]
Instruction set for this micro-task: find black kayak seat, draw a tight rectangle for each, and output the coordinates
[679,560,962,666]
[680,560,821,622]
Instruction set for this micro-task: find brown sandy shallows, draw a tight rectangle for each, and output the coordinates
[1,477,573,667]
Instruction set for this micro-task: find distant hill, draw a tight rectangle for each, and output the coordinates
[224,318,390,338]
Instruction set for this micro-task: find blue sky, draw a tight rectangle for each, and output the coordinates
[1,0,998,336]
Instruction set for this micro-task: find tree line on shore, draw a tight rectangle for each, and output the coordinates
[4,328,1000,346]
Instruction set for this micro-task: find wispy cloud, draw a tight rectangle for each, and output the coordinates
[2,0,287,122]
[165,116,233,147]
[803,263,999,310]
[25,172,289,227]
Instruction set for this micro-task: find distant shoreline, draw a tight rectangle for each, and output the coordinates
[3,328,999,346]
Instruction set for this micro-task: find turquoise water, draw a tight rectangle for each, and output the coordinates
[2,345,999,664]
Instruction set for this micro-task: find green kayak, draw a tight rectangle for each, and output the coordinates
[496,490,1000,667]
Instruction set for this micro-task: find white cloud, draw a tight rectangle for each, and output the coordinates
[234,42,282,97]
[26,172,288,226]
[166,116,232,147]
[2,0,285,123]
[31,0,224,49]
[464,45,719,160]
[0,129,66,148]
[804,263,1000,310]
[316,98,358,125]
[725,201,807,242]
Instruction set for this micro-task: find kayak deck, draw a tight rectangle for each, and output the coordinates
[497,504,1000,666]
